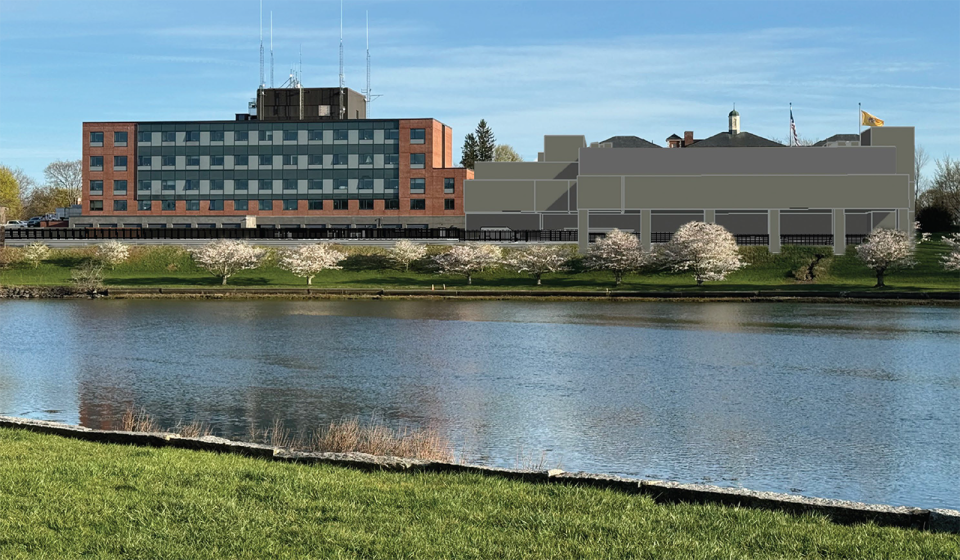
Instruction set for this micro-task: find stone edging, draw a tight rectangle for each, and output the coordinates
[2,416,957,533]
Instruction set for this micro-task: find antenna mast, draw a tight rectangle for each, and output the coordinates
[270,11,274,88]
[259,0,264,88]
[362,10,382,117]
[339,0,345,119]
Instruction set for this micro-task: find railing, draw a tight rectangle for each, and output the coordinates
[733,234,770,246]
[780,234,834,246]
[651,232,673,244]
[845,234,869,246]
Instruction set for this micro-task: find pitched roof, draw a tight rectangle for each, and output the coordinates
[812,134,860,147]
[666,133,682,141]
[685,131,784,148]
[601,135,661,148]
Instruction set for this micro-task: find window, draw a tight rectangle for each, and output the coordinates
[444,178,455,193]
[89,200,103,211]
[259,130,273,141]
[211,131,224,142]
[137,156,151,167]
[283,179,297,190]
[333,199,348,210]
[360,129,373,140]
[308,130,323,141]
[309,179,323,190]
[308,200,323,210]
[334,179,348,190]
[186,156,200,167]
[210,179,224,190]
[259,200,273,211]
[90,180,103,193]
[162,200,176,211]
[211,155,224,166]
[384,199,399,210]
[161,180,175,191]
[283,130,298,141]
[113,180,127,194]
[410,153,425,168]
[114,131,128,144]
[137,131,151,143]
[410,199,426,210]
[185,131,200,142]
[385,129,399,140]
[162,131,176,142]
[259,154,272,166]
[332,154,347,165]
[235,155,249,166]
[282,154,297,166]
[358,199,374,210]
[184,179,198,190]
[162,155,175,167]
[359,154,373,165]
[259,179,272,190]
[186,200,200,211]
[384,154,399,165]
[444,199,455,210]
[234,200,249,211]
[359,177,373,189]
[114,156,127,169]
[386,178,399,190]
[114,200,127,212]
[209,200,224,211]
[138,180,151,191]
[138,200,152,211]
[90,156,103,169]
[410,128,426,143]
[334,129,349,141]
[235,179,248,191]
[410,178,425,193]
[235,130,249,142]
[90,131,104,144]
[283,199,298,211]
[309,154,323,165]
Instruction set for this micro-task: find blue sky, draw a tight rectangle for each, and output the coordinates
[1,0,958,182]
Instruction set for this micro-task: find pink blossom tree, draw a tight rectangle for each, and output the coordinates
[659,222,744,286]
[279,243,345,285]
[586,229,646,285]
[191,239,265,285]
[503,245,570,285]
[855,228,921,288]
[940,233,960,272]
[389,239,428,272]
[95,240,130,269]
[433,244,501,285]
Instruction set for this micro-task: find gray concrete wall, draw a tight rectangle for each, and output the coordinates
[471,162,578,180]
[464,213,540,230]
[543,135,586,162]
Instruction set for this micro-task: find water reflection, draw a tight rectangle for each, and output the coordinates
[0,299,958,509]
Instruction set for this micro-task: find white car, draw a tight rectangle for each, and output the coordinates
[3,220,28,228]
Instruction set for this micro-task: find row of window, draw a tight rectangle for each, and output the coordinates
[123,178,456,193]
[90,199,454,212]
[135,153,410,168]
[89,156,127,169]
[91,128,424,144]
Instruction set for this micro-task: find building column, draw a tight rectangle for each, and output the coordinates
[897,208,909,232]
[768,209,780,254]
[641,209,651,253]
[578,209,590,254]
[704,209,715,224]
[834,209,846,256]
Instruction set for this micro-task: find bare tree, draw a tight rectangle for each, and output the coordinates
[926,156,960,224]
[493,144,523,162]
[43,160,82,202]
[915,144,929,198]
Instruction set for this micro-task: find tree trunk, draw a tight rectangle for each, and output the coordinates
[467,274,472,285]
[875,268,885,288]
[308,276,313,285]
[536,274,542,286]
[222,275,229,285]
[696,277,704,286]
[615,272,622,286]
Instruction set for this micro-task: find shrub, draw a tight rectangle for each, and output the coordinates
[22,242,50,268]
[70,261,104,293]
[95,240,130,269]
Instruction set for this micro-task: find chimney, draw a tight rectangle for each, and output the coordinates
[683,131,694,147]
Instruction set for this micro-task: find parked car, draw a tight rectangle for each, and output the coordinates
[4,220,28,228]
[26,217,43,227]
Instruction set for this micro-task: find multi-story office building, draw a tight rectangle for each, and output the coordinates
[77,87,471,229]
[465,110,915,254]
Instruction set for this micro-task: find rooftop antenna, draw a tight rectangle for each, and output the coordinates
[299,43,302,84]
[270,11,274,88]
[339,0,345,119]
[362,11,382,116]
[259,0,264,88]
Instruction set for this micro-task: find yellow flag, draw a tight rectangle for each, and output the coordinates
[861,110,884,127]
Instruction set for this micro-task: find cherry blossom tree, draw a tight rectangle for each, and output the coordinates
[433,244,501,285]
[23,242,50,268]
[191,239,265,285]
[278,243,345,285]
[95,240,129,269]
[503,245,570,285]
[939,233,960,272]
[389,239,428,272]
[855,228,921,288]
[659,222,744,286]
[586,229,646,285]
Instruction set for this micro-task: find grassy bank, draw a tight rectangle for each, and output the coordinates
[1,428,957,559]
[1,241,957,292]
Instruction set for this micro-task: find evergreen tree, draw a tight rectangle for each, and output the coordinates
[475,119,496,162]
[460,133,478,169]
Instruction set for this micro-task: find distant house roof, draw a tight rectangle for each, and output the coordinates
[685,131,784,148]
[812,134,860,147]
[601,135,661,148]
[666,134,682,141]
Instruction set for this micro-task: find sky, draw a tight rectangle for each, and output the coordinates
[1,0,958,182]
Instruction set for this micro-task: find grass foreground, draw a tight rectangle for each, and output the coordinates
[1,241,958,292]
[1,428,958,559]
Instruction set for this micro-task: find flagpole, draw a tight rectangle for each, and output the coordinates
[789,103,792,147]
[858,102,861,140]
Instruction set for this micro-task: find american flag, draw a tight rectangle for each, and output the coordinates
[790,107,798,147]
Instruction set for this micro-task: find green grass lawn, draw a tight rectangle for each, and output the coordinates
[1,241,957,292]
[1,428,957,559]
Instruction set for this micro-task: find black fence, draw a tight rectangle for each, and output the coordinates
[780,234,834,246]
[845,234,869,245]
